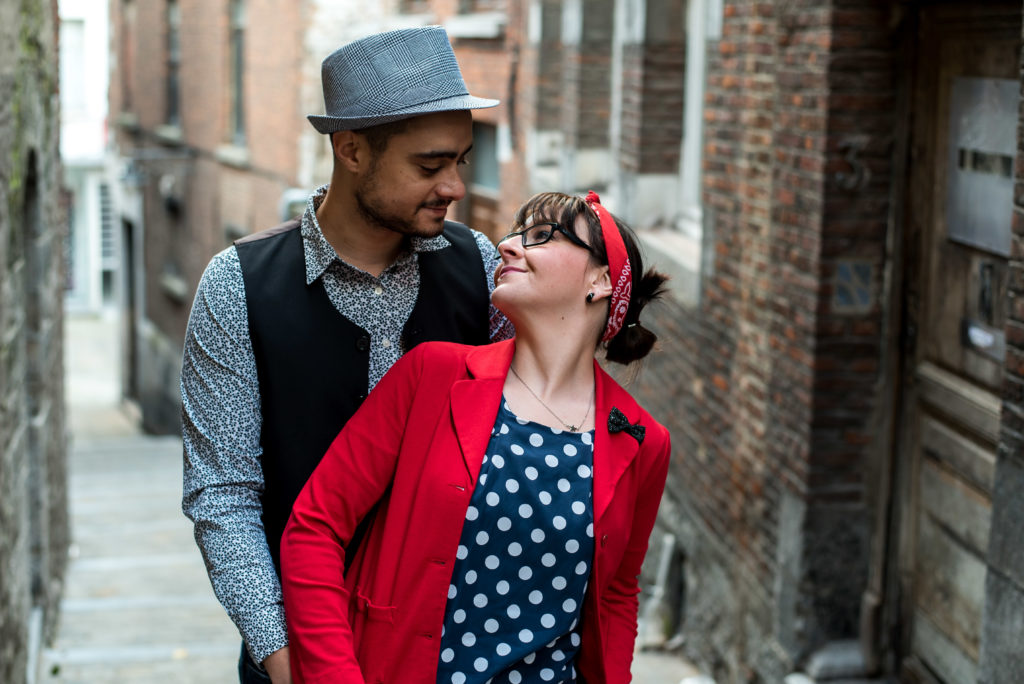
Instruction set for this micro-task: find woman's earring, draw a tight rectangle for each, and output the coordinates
[586,292,594,303]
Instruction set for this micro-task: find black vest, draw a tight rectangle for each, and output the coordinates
[235,220,490,571]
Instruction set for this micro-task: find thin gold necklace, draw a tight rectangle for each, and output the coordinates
[508,365,594,432]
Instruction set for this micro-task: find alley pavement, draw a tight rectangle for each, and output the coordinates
[41,312,700,683]
[40,313,238,683]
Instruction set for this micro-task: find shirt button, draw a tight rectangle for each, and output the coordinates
[381,338,391,349]
[356,335,370,352]
[373,285,383,295]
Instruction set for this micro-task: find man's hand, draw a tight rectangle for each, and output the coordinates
[263,646,292,684]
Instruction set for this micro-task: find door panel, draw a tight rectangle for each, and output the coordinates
[911,610,978,684]
[918,457,992,557]
[919,416,995,494]
[914,513,987,657]
[898,3,1019,682]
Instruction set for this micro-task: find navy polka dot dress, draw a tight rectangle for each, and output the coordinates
[436,399,595,684]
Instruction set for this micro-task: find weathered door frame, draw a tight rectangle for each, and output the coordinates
[864,2,1021,681]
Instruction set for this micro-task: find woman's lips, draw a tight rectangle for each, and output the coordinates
[496,265,524,281]
[497,264,528,282]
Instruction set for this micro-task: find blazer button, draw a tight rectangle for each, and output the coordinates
[601,534,608,547]
[356,335,370,352]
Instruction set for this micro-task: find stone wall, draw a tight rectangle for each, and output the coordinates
[0,1,69,682]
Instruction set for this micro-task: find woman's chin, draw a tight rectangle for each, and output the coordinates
[491,288,523,320]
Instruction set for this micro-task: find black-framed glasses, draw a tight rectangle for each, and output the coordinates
[497,222,593,253]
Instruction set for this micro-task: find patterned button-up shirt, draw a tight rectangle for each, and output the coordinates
[181,185,513,664]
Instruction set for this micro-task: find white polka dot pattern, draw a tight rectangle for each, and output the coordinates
[435,400,594,683]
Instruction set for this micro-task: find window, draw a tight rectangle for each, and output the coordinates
[471,122,499,191]
[229,0,245,145]
[677,0,722,236]
[121,0,135,111]
[400,0,431,13]
[166,0,181,126]
[59,20,87,117]
[459,0,505,12]
[100,183,116,266]
[64,191,75,291]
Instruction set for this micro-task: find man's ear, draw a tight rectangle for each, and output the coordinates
[588,265,613,302]
[332,131,366,173]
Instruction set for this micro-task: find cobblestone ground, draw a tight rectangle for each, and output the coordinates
[40,313,700,683]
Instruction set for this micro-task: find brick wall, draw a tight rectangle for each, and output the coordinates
[620,0,685,174]
[615,1,896,679]
[447,4,513,239]
[495,0,534,227]
[808,0,896,640]
[665,2,789,677]
[535,1,564,132]
[452,32,513,239]
[563,1,614,152]
[0,2,69,682]
[980,10,1024,682]
[453,34,512,110]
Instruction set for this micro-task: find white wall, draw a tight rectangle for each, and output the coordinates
[60,0,113,314]
[59,0,109,164]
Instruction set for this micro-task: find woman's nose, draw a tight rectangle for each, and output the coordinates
[496,237,520,258]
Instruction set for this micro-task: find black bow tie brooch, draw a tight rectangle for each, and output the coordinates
[607,407,645,444]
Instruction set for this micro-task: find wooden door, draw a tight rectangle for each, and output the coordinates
[897,4,1020,682]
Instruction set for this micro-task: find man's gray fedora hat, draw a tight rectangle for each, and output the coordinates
[308,26,499,134]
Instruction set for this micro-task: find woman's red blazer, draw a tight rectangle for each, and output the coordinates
[281,338,671,684]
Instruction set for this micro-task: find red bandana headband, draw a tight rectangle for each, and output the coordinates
[584,191,631,342]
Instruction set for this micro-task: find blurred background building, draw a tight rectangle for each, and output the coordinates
[0,0,1016,682]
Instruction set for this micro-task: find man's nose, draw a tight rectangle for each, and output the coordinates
[436,166,466,202]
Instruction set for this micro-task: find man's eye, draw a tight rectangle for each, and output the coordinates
[420,166,442,175]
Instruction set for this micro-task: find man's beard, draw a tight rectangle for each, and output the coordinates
[354,165,448,238]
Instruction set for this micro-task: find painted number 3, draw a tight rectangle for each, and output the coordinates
[835,137,871,192]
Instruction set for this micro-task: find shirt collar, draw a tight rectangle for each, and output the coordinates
[301,184,452,285]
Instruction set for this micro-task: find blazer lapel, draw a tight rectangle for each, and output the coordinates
[592,363,641,523]
[449,344,641,519]
[450,340,515,482]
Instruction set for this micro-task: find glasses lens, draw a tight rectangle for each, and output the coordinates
[523,223,556,247]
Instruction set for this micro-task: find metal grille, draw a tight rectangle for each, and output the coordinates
[100,182,116,264]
